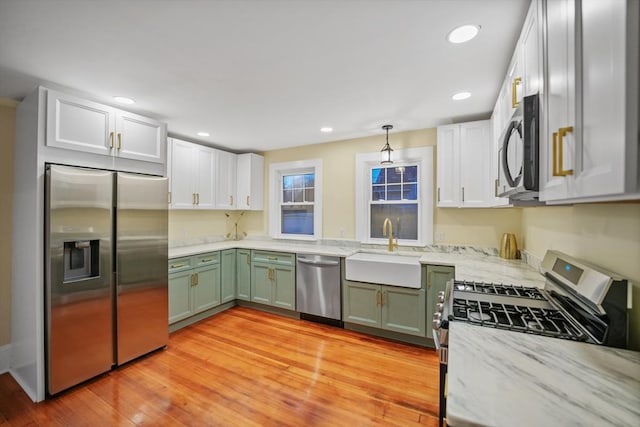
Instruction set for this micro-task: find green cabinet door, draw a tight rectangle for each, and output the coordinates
[193,264,221,313]
[236,249,251,301]
[381,286,426,337]
[425,264,455,334]
[343,281,381,327]
[272,264,295,310]
[169,269,193,324]
[220,249,236,303]
[251,262,272,305]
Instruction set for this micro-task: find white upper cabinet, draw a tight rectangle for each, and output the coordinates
[236,153,264,210]
[437,120,493,208]
[46,89,165,164]
[540,0,639,203]
[215,149,237,209]
[168,138,215,209]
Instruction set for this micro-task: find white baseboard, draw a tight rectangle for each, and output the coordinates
[0,344,11,374]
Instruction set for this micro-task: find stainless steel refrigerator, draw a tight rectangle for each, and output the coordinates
[45,164,168,395]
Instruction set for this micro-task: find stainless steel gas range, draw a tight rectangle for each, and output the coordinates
[432,250,631,427]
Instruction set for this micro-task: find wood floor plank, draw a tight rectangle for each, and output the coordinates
[0,306,440,426]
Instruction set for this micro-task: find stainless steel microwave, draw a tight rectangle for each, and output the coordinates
[498,93,540,200]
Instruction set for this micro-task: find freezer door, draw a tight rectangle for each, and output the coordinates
[116,172,168,364]
[46,164,114,395]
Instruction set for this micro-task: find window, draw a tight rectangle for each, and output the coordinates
[281,173,315,235]
[269,159,322,240]
[355,147,433,246]
[370,166,418,240]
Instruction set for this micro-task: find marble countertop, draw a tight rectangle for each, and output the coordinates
[447,323,640,427]
[169,240,546,287]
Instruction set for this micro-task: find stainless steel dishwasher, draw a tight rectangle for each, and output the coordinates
[296,254,342,326]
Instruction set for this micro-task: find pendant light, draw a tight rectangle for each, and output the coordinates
[380,124,394,164]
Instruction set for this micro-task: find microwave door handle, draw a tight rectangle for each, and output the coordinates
[502,121,519,188]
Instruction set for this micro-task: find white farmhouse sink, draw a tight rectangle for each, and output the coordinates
[345,252,422,288]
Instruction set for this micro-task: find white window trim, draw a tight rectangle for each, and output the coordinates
[355,147,433,246]
[269,159,323,240]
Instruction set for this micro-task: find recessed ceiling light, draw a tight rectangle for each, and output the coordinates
[447,25,480,44]
[452,92,472,101]
[113,96,135,105]
[197,132,210,137]
[320,127,333,133]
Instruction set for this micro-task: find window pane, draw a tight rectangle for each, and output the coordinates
[282,205,314,235]
[372,185,385,201]
[387,167,402,184]
[371,168,385,185]
[304,173,315,188]
[283,175,294,190]
[370,204,418,240]
[293,175,304,188]
[404,166,418,183]
[283,189,293,203]
[304,188,314,202]
[293,189,304,203]
[387,184,402,200]
[403,183,418,200]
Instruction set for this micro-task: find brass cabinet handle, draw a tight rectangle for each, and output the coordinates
[381,291,386,307]
[117,132,122,150]
[557,126,574,176]
[246,195,250,206]
[437,187,440,202]
[461,187,465,202]
[552,131,559,176]
[170,262,187,269]
[267,267,274,281]
[201,258,214,263]
[190,273,195,286]
[109,132,114,149]
[267,256,277,261]
[246,253,251,266]
[195,272,199,286]
[196,193,200,205]
[511,77,522,108]
[192,193,196,204]
[376,290,381,306]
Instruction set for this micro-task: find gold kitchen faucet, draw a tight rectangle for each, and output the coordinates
[382,217,398,252]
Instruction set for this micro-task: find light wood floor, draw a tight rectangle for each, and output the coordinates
[0,306,440,426]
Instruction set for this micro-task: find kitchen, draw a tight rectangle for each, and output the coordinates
[1,0,639,426]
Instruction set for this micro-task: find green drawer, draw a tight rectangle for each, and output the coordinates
[193,252,220,267]
[168,257,192,274]
[251,250,295,266]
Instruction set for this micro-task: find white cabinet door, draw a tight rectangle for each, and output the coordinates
[194,144,216,209]
[115,111,165,164]
[491,110,510,207]
[459,121,492,207]
[215,149,237,209]
[521,0,541,97]
[236,153,264,210]
[436,125,459,207]
[169,139,196,209]
[540,0,576,201]
[46,89,115,156]
[574,0,632,199]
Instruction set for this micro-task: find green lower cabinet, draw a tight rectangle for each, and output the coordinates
[250,250,296,310]
[343,281,381,327]
[343,280,426,337]
[381,286,426,336]
[236,249,251,301]
[251,262,272,305]
[425,264,455,334]
[192,264,221,313]
[221,249,237,303]
[168,269,193,323]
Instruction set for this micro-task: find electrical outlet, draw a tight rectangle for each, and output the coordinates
[434,231,445,242]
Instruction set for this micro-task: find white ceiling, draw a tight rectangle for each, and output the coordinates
[0,0,528,152]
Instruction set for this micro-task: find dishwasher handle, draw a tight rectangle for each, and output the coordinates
[297,257,340,267]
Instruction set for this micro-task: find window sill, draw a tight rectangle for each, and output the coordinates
[272,234,318,242]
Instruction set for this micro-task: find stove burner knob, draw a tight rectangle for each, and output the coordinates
[436,303,444,313]
[433,312,442,330]
[437,293,445,303]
